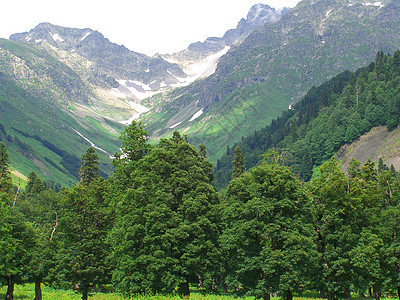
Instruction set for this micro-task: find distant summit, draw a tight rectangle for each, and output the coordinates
[164,4,290,63]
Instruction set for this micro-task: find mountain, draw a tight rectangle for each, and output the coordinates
[0,40,124,186]
[9,22,185,104]
[162,4,289,64]
[1,3,284,185]
[141,0,400,162]
[214,50,400,188]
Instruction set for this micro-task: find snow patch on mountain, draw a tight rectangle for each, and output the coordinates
[169,121,183,129]
[81,32,91,41]
[73,129,110,156]
[52,33,64,42]
[114,79,159,100]
[362,2,384,8]
[119,101,150,125]
[168,46,230,88]
[189,108,204,122]
[110,47,230,102]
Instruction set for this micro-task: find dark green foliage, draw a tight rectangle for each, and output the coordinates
[221,160,317,299]
[118,121,151,163]
[26,171,45,195]
[56,179,112,300]
[17,185,61,300]
[199,144,207,159]
[6,117,400,299]
[60,153,81,179]
[0,193,35,300]
[79,147,99,186]
[0,142,12,194]
[231,146,244,180]
[109,131,220,297]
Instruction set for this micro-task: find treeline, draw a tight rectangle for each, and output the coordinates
[1,121,400,300]
[215,50,400,188]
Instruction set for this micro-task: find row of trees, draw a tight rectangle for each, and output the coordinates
[1,121,400,300]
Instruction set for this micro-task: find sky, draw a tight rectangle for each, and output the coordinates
[1,0,301,56]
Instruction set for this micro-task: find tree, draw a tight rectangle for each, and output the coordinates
[345,123,360,143]
[118,121,151,163]
[57,179,112,300]
[0,198,35,300]
[221,161,317,300]
[109,131,220,297]
[199,144,207,159]
[393,50,400,76]
[231,146,245,179]
[309,160,355,299]
[18,180,61,300]
[79,147,99,186]
[26,172,45,195]
[0,142,12,194]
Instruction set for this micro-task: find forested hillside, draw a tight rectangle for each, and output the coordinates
[2,121,400,300]
[215,50,400,188]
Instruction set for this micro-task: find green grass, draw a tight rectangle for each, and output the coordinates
[2,284,398,300]
[0,284,259,300]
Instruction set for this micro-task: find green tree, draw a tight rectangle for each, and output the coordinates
[18,181,61,300]
[0,197,35,300]
[221,161,317,300]
[393,50,400,76]
[26,172,45,195]
[231,146,245,179]
[345,123,360,143]
[57,179,112,300]
[310,160,355,299]
[118,121,151,163]
[199,144,207,159]
[109,131,220,297]
[0,142,12,194]
[79,147,99,186]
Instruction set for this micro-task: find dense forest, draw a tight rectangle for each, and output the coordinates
[215,51,400,188]
[2,115,400,300]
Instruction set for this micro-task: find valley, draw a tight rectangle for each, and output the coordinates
[0,0,400,188]
[3,1,400,299]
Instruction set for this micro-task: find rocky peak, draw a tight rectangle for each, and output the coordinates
[10,22,94,49]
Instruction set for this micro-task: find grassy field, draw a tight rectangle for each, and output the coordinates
[0,284,259,300]
[2,284,397,300]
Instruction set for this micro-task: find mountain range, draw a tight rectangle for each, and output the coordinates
[0,3,287,185]
[1,0,400,186]
[142,0,400,161]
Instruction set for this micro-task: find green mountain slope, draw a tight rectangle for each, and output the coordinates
[141,0,400,162]
[0,40,125,186]
[214,50,400,188]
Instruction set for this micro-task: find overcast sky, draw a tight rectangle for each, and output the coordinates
[1,0,301,56]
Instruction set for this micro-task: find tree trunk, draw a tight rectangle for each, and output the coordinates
[263,291,271,300]
[81,288,88,300]
[372,284,380,300]
[4,277,14,300]
[223,282,228,293]
[178,282,190,297]
[327,291,337,300]
[34,278,42,300]
[345,287,351,300]
[285,290,293,300]
[397,286,400,300]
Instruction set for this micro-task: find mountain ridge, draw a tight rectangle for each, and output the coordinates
[1,3,285,185]
[141,0,400,162]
